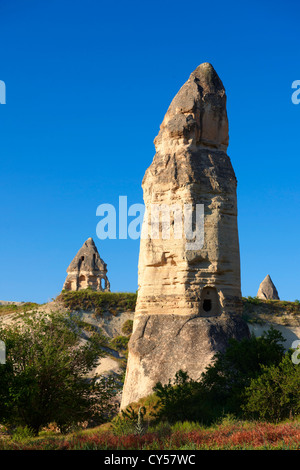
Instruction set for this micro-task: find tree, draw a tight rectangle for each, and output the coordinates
[199,327,285,415]
[152,327,286,424]
[153,370,203,423]
[0,311,117,434]
[243,353,300,422]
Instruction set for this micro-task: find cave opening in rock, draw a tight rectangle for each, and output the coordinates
[203,298,212,312]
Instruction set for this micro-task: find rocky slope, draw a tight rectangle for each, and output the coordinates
[1,293,299,407]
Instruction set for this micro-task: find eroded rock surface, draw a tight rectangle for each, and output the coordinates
[63,237,110,292]
[121,63,249,408]
[123,313,249,405]
[257,274,280,300]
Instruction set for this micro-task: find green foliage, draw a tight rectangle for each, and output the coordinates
[152,370,204,423]
[243,353,300,422]
[0,302,40,317]
[242,297,300,325]
[170,421,203,433]
[2,419,300,449]
[122,319,133,335]
[199,327,286,416]
[109,335,129,352]
[0,312,118,434]
[111,405,146,436]
[11,425,35,442]
[111,414,136,436]
[59,291,137,316]
[73,320,109,346]
[152,328,286,424]
[122,405,146,436]
[246,296,261,305]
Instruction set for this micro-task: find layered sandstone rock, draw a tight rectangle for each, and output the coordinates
[121,63,249,408]
[63,237,110,292]
[257,274,279,300]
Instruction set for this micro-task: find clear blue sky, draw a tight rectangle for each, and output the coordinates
[0,0,299,303]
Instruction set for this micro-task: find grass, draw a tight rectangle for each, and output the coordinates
[109,335,130,352]
[0,302,40,317]
[1,419,300,450]
[242,297,300,326]
[1,294,299,328]
[1,294,300,450]
[57,290,137,316]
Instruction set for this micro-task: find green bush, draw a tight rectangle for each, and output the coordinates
[0,312,117,434]
[11,425,35,441]
[122,319,133,335]
[111,405,146,436]
[151,327,286,424]
[152,370,205,424]
[199,327,285,416]
[110,335,129,352]
[243,353,300,422]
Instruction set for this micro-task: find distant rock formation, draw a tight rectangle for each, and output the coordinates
[121,63,250,409]
[257,274,279,300]
[63,238,110,292]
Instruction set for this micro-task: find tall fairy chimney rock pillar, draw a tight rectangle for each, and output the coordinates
[121,63,249,408]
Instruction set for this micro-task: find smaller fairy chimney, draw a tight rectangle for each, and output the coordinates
[257,274,279,300]
[63,238,110,292]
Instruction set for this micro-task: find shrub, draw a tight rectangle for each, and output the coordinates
[243,353,300,422]
[111,405,146,436]
[152,370,205,424]
[11,425,35,442]
[0,312,118,434]
[110,335,129,352]
[246,296,261,305]
[152,327,286,424]
[122,320,133,336]
[199,327,286,416]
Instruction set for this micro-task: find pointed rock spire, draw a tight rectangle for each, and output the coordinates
[257,274,279,300]
[154,62,229,154]
[63,237,110,292]
[121,63,249,409]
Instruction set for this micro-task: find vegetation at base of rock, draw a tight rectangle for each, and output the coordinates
[242,297,300,326]
[122,319,134,335]
[1,420,300,449]
[0,312,118,434]
[58,290,137,316]
[0,323,299,449]
[1,293,300,449]
[109,335,130,352]
[151,328,287,424]
[111,405,147,436]
[243,353,300,422]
